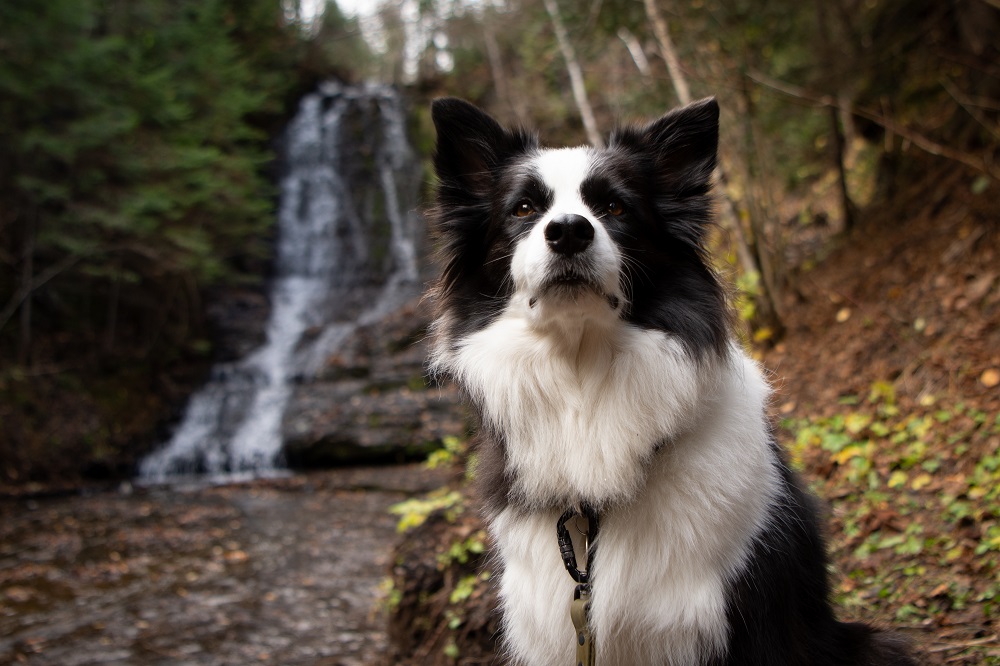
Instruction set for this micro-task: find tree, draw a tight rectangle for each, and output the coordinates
[0,0,315,483]
[542,0,603,147]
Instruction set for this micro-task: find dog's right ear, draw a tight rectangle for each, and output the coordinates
[431,98,536,196]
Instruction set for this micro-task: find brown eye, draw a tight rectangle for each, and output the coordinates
[607,201,624,216]
[514,200,535,218]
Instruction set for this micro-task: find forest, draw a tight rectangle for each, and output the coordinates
[1,0,999,663]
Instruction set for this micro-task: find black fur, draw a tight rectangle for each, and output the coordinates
[429,98,540,345]
[711,442,919,665]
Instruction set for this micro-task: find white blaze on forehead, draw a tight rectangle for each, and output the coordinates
[532,147,593,216]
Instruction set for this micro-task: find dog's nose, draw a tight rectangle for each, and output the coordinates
[544,215,594,255]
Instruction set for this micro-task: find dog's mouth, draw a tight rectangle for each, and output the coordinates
[542,269,601,293]
[531,270,621,310]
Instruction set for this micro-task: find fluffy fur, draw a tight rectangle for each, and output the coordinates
[427,97,917,666]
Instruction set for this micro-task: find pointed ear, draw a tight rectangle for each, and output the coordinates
[431,98,536,195]
[609,97,719,194]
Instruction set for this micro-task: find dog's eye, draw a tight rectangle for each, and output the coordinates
[606,201,624,216]
[513,200,535,218]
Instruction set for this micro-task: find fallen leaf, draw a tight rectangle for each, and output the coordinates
[911,473,932,491]
[965,272,996,303]
[836,308,851,323]
[888,471,908,489]
[834,445,865,465]
[4,586,33,603]
[980,368,999,388]
[224,550,249,563]
[930,583,950,597]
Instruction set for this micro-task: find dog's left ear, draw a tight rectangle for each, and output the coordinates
[609,97,719,195]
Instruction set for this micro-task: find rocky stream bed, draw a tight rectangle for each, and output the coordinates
[0,465,450,666]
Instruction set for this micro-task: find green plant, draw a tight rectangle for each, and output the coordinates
[438,531,487,568]
[426,435,467,470]
[389,489,464,533]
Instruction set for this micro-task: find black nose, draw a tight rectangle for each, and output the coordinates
[544,214,594,255]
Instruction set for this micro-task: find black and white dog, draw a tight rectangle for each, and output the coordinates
[427,97,916,665]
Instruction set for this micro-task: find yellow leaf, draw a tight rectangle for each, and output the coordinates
[981,368,1000,388]
[845,413,872,435]
[753,327,774,343]
[888,470,908,489]
[911,473,932,491]
[834,445,864,465]
[836,307,851,323]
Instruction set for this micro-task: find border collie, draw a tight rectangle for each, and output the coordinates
[427,97,916,666]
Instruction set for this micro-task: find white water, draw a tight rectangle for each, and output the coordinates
[139,83,421,481]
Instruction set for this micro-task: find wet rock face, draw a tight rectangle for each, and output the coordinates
[282,298,467,468]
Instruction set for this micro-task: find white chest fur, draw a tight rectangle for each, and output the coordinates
[436,313,779,665]
[444,310,722,508]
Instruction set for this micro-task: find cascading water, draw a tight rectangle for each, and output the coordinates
[140,83,422,481]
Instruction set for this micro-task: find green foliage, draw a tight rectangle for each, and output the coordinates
[0,0,366,485]
[0,0,290,316]
[425,435,467,470]
[437,530,487,569]
[378,576,403,612]
[449,574,480,605]
[782,382,1000,646]
[389,489,465,533]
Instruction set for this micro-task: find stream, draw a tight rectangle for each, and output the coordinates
[0,465,448,665]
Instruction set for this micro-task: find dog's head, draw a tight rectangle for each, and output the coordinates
[429,97,729,359]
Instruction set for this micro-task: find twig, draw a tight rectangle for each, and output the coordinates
[927,634,999,653]
[941,77,1000,143]
[0,253,82,333]
[746,69,999,178]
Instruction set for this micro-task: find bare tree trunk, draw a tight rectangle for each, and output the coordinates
[484,25,528,124]
[617,27,651,76]
[18,211,34,365]
[817,1,855,232]
[104,268,120,354]
[829,104,855,231]
[737,72,784,336]
[542,0,603,147]
[643,0,783,336]
[642,0,690,105]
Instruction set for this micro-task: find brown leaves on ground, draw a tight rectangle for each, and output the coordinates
[763,169,1000,664]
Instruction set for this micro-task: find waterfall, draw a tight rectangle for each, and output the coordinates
[140,83,422,481]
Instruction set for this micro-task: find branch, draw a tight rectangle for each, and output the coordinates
[643,0,691,105]
[616,27,651,77]
[746,69,999,178]
[942,77,1000,143]
[542,0,603,147]
[0,253,83,333]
